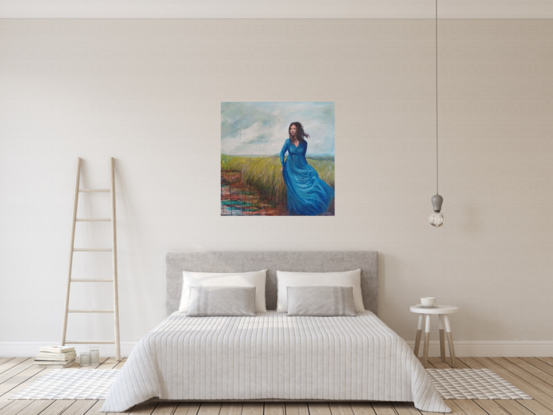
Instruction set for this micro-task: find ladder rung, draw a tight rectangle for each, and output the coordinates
[73,248,112,252]
[79,189,110,193]
[71,279,114,282]
[68,309,114,313]
[65,341,115,344]
[76,218,111,222]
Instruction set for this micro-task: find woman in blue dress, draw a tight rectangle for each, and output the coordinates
[280,122,335,215]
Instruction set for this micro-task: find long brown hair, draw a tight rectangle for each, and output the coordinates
[289,122,310,143]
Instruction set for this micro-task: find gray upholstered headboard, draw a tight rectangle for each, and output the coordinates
[166,251,378,316]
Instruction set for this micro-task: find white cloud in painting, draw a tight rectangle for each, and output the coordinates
[221,102,334,157]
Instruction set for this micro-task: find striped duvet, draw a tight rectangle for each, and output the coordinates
[101,311,450,413]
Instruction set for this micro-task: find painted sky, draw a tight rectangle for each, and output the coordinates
[221,102,334,157]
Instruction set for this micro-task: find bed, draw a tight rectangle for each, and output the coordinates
[101,251,450,413]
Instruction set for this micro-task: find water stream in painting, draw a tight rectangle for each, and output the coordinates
[221,171,286,216]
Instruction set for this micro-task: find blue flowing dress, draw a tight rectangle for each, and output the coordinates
[280,139,335,215]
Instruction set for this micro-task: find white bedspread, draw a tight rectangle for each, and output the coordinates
[101,311,450,413]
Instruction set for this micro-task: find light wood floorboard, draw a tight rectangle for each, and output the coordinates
[521,357,553,378]
[538,358,553,368]
[82,400,106,415]
[151,402,178,415]
[219,403,242,415]
[0,357,552,415]
[265,403,285,415]
[493,399,534,415]
[370,403,396,415]
[59,400,99,415]
[505,358,553,386]
[285,403,308,415]
[329,403,354,415]
[0,360,32,376]
[349,403,375,415]
[174,403,200,415]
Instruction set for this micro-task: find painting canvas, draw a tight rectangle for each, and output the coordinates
[221,102,335,216]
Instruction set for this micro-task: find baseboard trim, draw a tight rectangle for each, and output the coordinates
[1,340,552,358]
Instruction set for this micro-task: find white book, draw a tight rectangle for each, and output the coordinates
[34,358,76,367]
[36,352,76,359]
[39,345,75,354]
[35,352,76,361]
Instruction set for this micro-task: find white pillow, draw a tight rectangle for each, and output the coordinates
[179,270,267,313]
[276,269,365,312]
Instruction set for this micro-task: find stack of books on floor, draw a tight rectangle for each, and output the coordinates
[34,345,76,367]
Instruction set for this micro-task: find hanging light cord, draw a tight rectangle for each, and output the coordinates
[435,0,439,195]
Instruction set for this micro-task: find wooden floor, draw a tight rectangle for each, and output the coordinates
[1,356,553,415]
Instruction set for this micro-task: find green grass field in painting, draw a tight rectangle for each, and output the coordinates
[221,154,335,210]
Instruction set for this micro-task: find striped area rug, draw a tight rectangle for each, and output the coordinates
[10,369,119,400]
[427,368,532,400]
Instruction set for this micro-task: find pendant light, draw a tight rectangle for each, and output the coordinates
[429,0,445,227]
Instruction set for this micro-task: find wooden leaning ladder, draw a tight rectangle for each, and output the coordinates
[61,157,121,361]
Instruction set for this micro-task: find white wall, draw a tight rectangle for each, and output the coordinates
[1,19,552,357]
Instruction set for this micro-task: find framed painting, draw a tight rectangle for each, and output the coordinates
[221,102,335,216]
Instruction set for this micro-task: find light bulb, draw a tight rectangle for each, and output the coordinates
[430,194,444,227]
[429,212,445,227]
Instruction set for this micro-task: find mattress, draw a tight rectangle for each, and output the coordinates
[101,311,450,413]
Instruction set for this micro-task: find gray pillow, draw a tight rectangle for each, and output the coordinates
[286,286,356,316]
[186,286,256,317]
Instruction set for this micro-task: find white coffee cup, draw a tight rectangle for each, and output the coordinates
[421,297,436,307]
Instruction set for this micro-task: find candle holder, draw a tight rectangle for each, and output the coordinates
[80,352,90,367]
[90,347,100,365]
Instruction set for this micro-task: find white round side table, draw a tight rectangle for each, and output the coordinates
[410,305,459,368]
